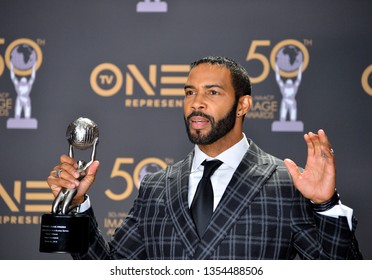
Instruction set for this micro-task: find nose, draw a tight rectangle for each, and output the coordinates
[190,93,206,110]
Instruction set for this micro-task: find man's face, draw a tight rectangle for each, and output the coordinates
[183,64,238,145]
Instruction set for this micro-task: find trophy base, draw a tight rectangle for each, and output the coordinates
[272,120,304,132]
[137,1,168,12]
[39,213,89,254]
[7,118,38,129]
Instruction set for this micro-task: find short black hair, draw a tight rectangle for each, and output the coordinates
[190,56,252,97]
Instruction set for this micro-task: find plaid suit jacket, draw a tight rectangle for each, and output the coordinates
[74,140,359,260]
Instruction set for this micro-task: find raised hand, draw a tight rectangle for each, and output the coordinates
[284,129,336,203]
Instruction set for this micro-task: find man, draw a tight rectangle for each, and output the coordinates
[48,56,362,259]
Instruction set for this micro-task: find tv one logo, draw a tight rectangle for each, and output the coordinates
[0,181,52,213]
[89,40,311,105]
[90,63,190,107]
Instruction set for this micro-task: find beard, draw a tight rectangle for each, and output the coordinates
[184,100,238,145]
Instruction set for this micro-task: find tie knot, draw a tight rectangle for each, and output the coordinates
[201,160,223,178]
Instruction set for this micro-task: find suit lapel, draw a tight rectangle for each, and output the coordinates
[165,151,200,258]
[193,142,278,259]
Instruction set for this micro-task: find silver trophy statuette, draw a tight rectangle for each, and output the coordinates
[40,117,99,254]
[52,117,99,215]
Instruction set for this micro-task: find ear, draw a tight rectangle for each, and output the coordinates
[236,95,252,117]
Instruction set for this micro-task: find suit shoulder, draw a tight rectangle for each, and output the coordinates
[140,153,191,185]
[247,140,286,166]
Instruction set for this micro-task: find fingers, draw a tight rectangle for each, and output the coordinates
[47,155,80,193]
[304,131,321,158]
[54,165,80,189]
[47,151,100,197]
[76,160,100,197]
[284,158,301,182]
[304,129,334,160]
[318,129,335,160]
[86,160,100,177]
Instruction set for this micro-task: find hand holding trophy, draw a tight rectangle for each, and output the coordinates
[39,117,99,254]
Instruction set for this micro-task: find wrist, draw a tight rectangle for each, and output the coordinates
[72,194,87,205]
[309,191,340,212]
[76,194,90,213]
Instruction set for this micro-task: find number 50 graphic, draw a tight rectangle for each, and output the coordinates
[246,39,310,83]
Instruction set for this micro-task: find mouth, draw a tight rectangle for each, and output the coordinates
[189,116,210,130]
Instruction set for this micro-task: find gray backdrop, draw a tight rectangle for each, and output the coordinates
[0,0,371,260]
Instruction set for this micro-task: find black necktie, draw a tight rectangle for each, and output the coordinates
[191,159,223,238]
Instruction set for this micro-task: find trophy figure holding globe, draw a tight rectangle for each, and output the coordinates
[272,45,304,132]
[7,43,38,129]
[39,117,99,254]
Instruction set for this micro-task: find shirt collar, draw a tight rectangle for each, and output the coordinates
[191,133,250,172]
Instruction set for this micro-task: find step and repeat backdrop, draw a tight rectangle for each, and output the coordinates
[0,0,371,259]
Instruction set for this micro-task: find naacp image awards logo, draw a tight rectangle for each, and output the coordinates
[272,44,305,132]
[7,42,39,129]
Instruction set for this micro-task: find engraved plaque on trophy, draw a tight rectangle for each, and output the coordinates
[39,117,99,253]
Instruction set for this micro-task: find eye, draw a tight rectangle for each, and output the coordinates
[209,90,219,95]
[185,90,195,96]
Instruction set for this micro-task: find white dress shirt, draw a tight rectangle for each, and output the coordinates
[188,134,249,211]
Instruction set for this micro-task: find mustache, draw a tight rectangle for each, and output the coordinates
[185,111,214,124]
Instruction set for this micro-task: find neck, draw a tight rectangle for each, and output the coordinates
[197,129,244,158]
